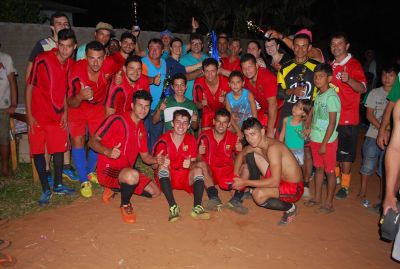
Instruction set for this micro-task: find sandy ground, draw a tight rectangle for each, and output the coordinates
[2,142,399,268]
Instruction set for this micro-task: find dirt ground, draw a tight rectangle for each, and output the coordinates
[2,146,399,269]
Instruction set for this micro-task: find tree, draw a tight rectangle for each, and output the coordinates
[0,0,44,23]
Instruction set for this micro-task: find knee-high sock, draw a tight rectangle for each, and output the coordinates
[193,176,205,207]
[87,149,98,174]
[245,152,261,180]
[120,182,137,206]
[72,147,87,183]
[34,154,49,192]
[53,152,64,187]
[159,170,176,207]
[259,198,293,212]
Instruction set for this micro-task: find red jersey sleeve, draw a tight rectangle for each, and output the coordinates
[193,77,205,103]
[138,122,149,153]
[106,80,125,111]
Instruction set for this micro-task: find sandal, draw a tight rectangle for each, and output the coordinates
[0,252,17,267]
[316,205,335,214]
[0,240,11,251]
[304,199,321,207]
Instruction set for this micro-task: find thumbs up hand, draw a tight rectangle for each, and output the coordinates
[153,72,161,86]
[341,65,349,83]
[235,136,243,152]
[219,90,226,103]
[199,139,206,155]
[156,149,165,165]
[108,142,122,159]
[183,155,191,169]
[201,93,208,107]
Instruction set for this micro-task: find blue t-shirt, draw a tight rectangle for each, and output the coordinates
[226,89,252,128]
[141,56,167,110]
[180,52,207,100]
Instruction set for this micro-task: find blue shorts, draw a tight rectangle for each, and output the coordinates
[360,136,385,177]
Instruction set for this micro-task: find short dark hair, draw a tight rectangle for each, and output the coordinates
[247,40,261,50]
[242,117,263,132]
[330,32,349,44]
[85,41,105,54]
[240,53,257,65]
[173,109,191,122]
[147,38,164,50]
[58,29,77,44]
[170,37,183,47]
[230,38,241,45]
[214,108,231,121]
[190,33,203,43]
[120,32,136,43]
[314,63,333,76]
[202,58,219,70]
[218,36,228,42]
[381,63,399,75]
[50,12,69,26]
[293,33,311,44]
[133,90,152,104]
[229,70,244,81]
[125,55,142,67]
[172,73,187,85]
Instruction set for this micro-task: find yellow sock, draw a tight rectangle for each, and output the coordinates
[341,173,351,189]
[335,167,341,178]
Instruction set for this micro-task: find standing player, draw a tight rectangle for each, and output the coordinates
[89,90,161,223]
[106,55,150,116]
[154,109,210,222]
[330,32,367,200]
[67,41,118,198]
[25,29,77,205]
[193,58,230,130]
[111,32,136,70]
[196,108,242,211]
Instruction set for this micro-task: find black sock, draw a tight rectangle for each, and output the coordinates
[139,191,152,198]
[159,177,176,207]
[259,198,293,212]
[304,181,310,188]
[230,190,244,203]
[34,154,49,192]
[193,177,205,207]
[53,152,64,187]
[63,164,72,170]
[206,186,218,199]
[120,182,137,206]
[245,153,261,180]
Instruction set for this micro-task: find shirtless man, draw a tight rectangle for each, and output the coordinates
[233,117,304,225]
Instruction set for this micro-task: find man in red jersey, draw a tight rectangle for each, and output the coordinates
[153,109,210,222]
[220,39,242,73]
[196,108,242,211]
[89,90,161,224]
[193,58,230,130]
[111,32,136,70]
[106,55,150,115]
[26,29,77,205]
[330,32,367,200]
[240,53,278,138]
[67,41,118,198]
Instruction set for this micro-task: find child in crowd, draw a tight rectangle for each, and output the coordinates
[225,70,257,139]
[279,99,312,197]
[305,63,341,214]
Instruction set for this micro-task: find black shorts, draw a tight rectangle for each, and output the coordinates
[336,125,359,162]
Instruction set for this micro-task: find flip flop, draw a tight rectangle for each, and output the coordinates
[0,240,11,251]
[304,199,321,207]
[0,253,17,267]
[316,205,335,214]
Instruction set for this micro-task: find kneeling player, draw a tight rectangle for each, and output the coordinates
[233,118,304,225]
[196,108,242,211]
[154,109,210,222]
[89,90,160,224]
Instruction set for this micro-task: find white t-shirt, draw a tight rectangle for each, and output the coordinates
[0,52,17,109]
[365,87,389,138]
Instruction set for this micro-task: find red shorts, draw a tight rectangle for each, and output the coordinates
[28,123,68,155]
[155,168,193,193]
[201,110,214,128]
[310,139,338,173]
[97,166,151,195]
[210,165,234,190]
[279,180,304,203]
[68,105,105,137]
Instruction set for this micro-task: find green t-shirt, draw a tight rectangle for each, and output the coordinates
[387,74,400,102]
[311,88,341,143]
[155,96,198,131]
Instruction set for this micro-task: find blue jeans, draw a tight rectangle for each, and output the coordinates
[360,136,385,177]
[144,110,163,153]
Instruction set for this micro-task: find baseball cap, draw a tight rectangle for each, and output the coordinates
[295,28,312,42]
[160,29,173,38]
[95,22,114,33]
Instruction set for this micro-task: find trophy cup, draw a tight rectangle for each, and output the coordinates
[246,20,269,40]
[132,2,140,32]
[207,31,219,62]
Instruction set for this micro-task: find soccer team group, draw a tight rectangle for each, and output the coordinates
[24,12,397,226]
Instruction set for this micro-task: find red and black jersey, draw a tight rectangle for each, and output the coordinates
[106,73,150,114]
[111,51,126,71]
[67,57,118,108]
[221,57,241,72]
[96,112,148,169]
[28,49,74,124]
[198,129,238,167]
[193,75,230,114]
[244,67,277,111]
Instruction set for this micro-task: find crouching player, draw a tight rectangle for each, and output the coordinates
[89,90,160,224]
[233,117,304,225]
[196,108,242,211]
[153,109,210,222]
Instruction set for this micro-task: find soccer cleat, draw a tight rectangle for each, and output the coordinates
[225,200,249,215]
[88,172,99,184]
[335,187,349,200]
[38,190,52,206]
[47,174,54,188]
[202,197,223,211]
[168,204,181,222]
[241,190,252,200]
[53,184,75,195]
[336,176,341,185]
[191,205,211,220]
[80,181,92,198]
[120,203,136,224]
[102,187,115,204]
[62,169,79,182]
[278,204,297,226]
